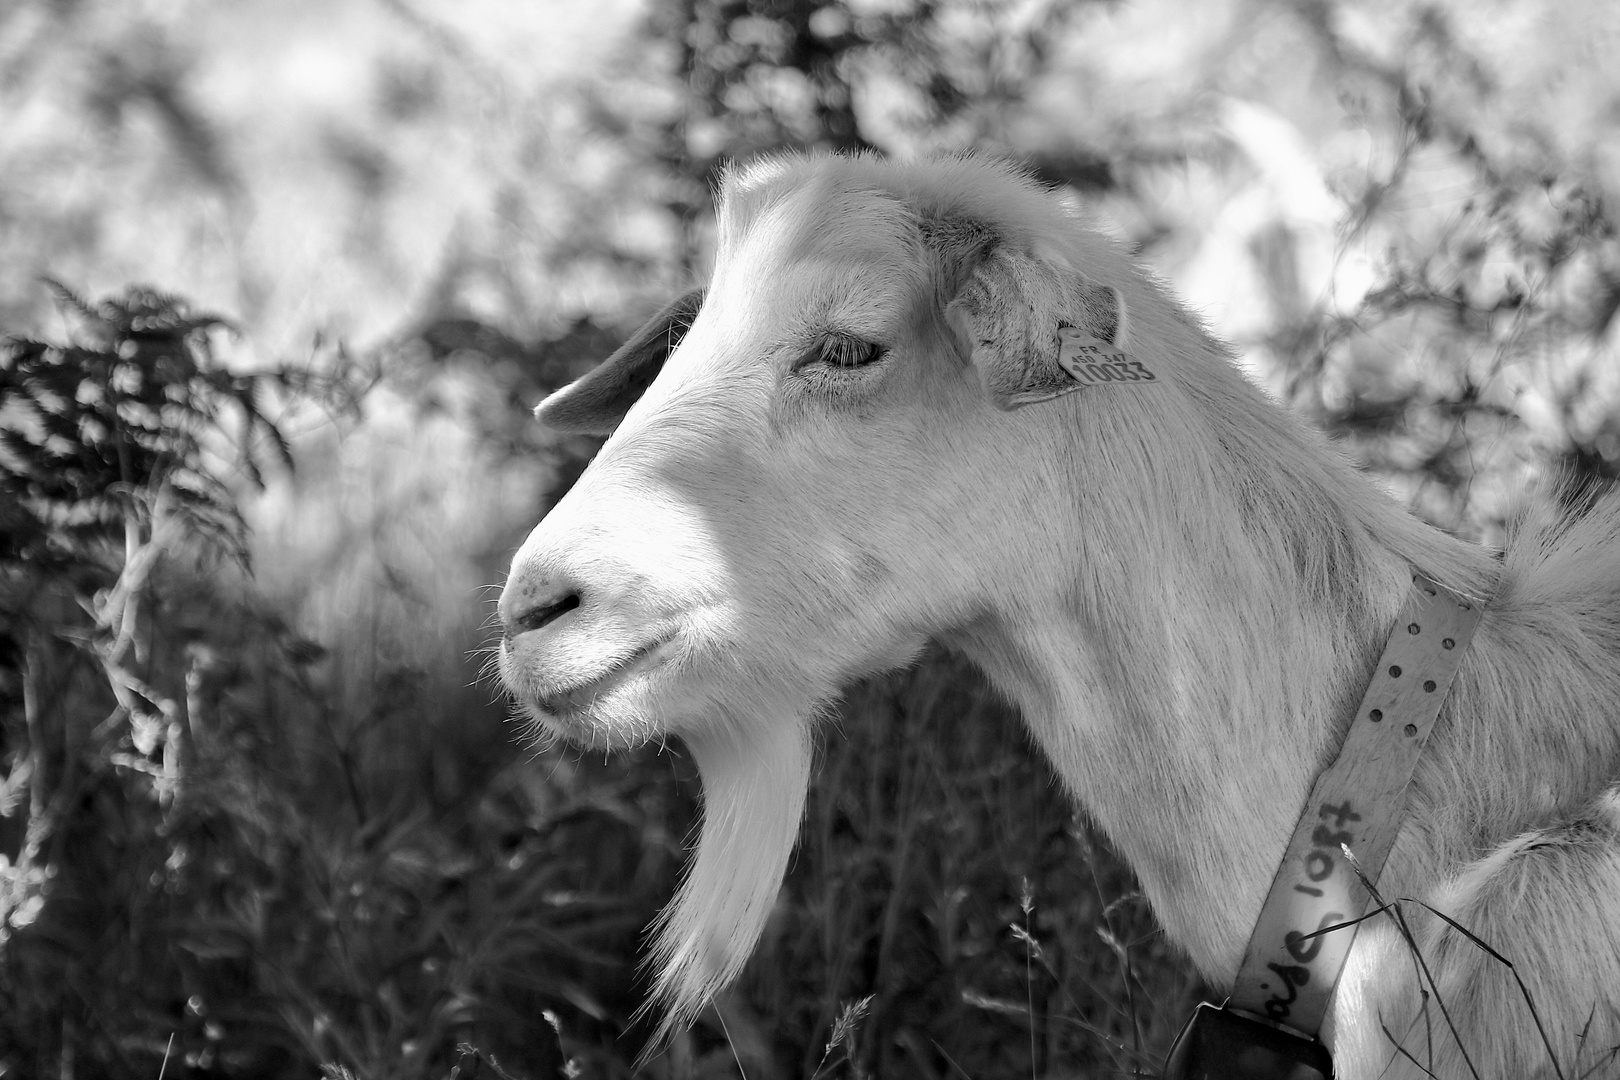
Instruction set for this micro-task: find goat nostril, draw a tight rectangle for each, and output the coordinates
[509,593,581,638]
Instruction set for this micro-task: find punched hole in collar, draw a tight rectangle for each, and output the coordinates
[1369,709,1384,722]
[1408,623,1421,634]
[1389,665,1402,678]
[1443,638,1455,649]
[1404,723,1418,737]
[1424,679,1437,692]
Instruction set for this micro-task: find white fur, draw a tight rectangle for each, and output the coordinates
[500,154,1620,1077]
[644,716,812,1043]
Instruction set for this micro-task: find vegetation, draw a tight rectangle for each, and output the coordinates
[2,0,1619,1077]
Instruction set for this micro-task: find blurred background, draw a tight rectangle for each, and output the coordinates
[2,0,1618,1077]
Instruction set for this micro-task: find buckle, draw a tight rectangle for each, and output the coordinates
[1163,1002,1334,1079]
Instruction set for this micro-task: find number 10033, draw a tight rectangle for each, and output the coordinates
[1056,330,1158,387]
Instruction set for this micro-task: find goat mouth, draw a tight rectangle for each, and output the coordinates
[527,635,675,717]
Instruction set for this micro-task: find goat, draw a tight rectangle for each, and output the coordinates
[497,153,1620,1079]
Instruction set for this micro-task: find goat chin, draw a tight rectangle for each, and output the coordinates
[644,712,813,1045]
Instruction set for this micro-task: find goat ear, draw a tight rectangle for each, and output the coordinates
[535,289,705,434]
[940,239,1127,411]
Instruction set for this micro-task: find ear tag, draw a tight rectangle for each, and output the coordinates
[1056,327,1158,387]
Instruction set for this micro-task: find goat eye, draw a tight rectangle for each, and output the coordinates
[813,333,885,370]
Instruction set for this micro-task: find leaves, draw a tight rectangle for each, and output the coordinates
[0,282,297,569]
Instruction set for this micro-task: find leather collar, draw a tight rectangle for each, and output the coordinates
[1229,575,1484,1035]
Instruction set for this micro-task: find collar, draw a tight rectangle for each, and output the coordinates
[1228,575,1484,1035]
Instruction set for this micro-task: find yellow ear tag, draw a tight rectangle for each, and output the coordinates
[1056,327,1157,387]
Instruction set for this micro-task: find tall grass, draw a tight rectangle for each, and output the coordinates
[737,654,1202,1079]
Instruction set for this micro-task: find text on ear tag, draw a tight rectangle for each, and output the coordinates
[1056,327,1158,387]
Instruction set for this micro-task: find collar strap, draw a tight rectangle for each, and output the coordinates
[1229,575,1484,1035]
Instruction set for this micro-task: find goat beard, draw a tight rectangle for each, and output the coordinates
[644,713,813,1046]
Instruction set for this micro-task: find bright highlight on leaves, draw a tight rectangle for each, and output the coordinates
[0,282,355,569]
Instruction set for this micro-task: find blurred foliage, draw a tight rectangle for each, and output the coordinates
[1256,10,1620,531]
[3,0,1620,1078]
[0,289,686,1079]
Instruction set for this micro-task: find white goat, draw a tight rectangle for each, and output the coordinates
[498,154,1620,1079]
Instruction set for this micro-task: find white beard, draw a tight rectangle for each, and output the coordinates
[644,714,813,1043]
